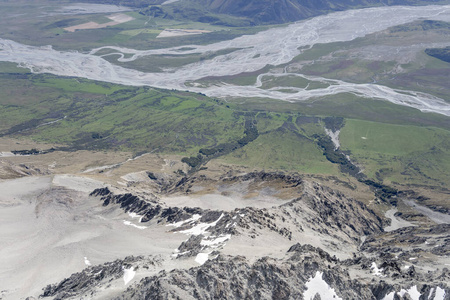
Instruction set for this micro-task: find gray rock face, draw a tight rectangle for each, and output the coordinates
[39,245,450,300]
[114,247,376,300]
[90,174,384,259]
[38,174,449,299]
[112,243,450,300]
[41,256,160,300]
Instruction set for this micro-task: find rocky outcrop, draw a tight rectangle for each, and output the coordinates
[38,242,450,300]
[91,187,203,224]
[91,174,385,261]
[37,175,449,300]
[361,224,450,257]
[0,160,49,179]
[114,245,375,300]
[113,243,450,300]
[41,256,160,299]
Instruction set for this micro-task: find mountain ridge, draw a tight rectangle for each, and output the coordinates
[194,0,450,24]
[70,0,450,25]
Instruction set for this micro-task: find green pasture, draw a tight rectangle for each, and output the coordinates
[340,119,450,187]
[222,129,339,175]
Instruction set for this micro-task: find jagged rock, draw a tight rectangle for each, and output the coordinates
[114,247,377,300]
[83,177,449,300]
[40,256,156,299]
[361,224,450,257]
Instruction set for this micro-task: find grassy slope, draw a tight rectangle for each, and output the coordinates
[0,1,270,52]
[0,63,244,155]
[1,61,449,186]
[0,2,448,186]
[222,128,339,175]
[288,20,450,100]
[226,94,450,131]
[0,62,340,175]
[340,119,450,187]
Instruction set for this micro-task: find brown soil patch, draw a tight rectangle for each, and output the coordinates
[64,13,134,32]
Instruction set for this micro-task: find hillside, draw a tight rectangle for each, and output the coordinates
[70,0,450,25]
[0,1,449,299]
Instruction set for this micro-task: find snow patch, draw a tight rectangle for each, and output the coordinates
[128,212,143,222]
[384,286,424,300]
[0,152,16,157]
[435,287,446,300]
[225,222,237,228]
[324,129,340,149]
[123,267,136,285]
[371,262,385,277]
[383,292,396,300]
[166,214,202,228]
[195,252,211,265]
[84,257,91,266]
[123,220,147,230]
[303,271,343,300]
[179,213,224,235]
[406,286,421,300]
[200,234,231,247]
[171,250,190,258]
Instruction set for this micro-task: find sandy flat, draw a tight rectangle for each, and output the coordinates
[161,193,290,211]
[65,13,134,32]
[384,208,416,232]
[52,174,105,193]
[0,175,188,300]
[157,29,211,38]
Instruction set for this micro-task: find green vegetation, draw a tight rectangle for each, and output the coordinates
[360,179,399,205]
[104,48,242,73]
[323,117,344,132]
[425,46,450,63]
[0,62,340,176]
[3,68,444,188]
[339,119,450,187]
[0,64,246,154]
[0,1,270,52]
[64,0,450,27]
[258,75,331,91]
[222,128,339,175]
[316,135,360,177]
[181,154,204,168]
[0,1,449,191]
[288,20,450,99]
[70,0,162,8]
[390,20,450,32]
[32,77,124,95]
[226,94,450,131]
[182,117,259,171]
